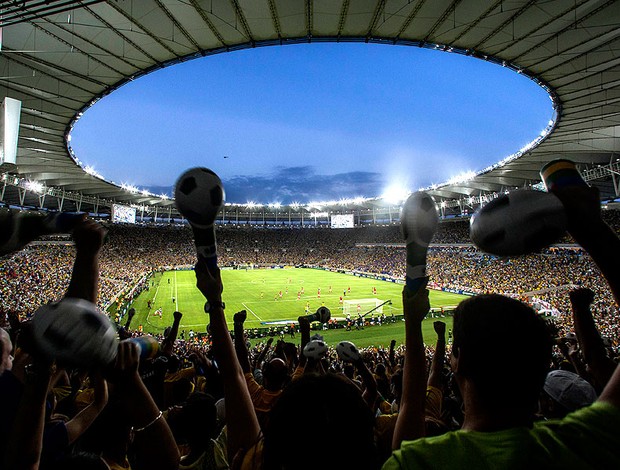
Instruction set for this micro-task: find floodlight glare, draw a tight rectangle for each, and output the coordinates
[382,185,409,205]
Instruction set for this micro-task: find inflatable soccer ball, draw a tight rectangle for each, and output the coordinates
[303,339,328,360]
[174,168,225,227]
[470,189,567,256]
[401,192,439,246]
[32,298,118,367]
[336,341,361,362]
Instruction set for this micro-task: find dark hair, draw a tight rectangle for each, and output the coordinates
[169,392,218,445]
[263,358,288,391]
[263,374,378,469]
[452,294,552,413]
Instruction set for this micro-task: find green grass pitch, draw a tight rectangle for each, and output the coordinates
[129,268,467,348]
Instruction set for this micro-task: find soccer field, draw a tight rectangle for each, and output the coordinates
[129,268,467,347]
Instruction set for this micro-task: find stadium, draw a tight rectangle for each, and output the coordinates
[1,1,620,469]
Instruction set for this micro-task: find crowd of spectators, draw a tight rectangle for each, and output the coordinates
[2,211,619,347]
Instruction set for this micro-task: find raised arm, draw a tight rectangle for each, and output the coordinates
[428,321,446,389]
[568,288,617,390]
[3,358,51,470]
[65,219,106,303]
[195,264,260,462]
[161,311,182,357]
[552,186,620,407]
[113,341,179,470]
[254,337,274,371]
[553,187,620,305]
[389,339,397,369]
[297,316,311,367]
[65,373,108,444]
[233,310,252,374]
[392,286,430,449]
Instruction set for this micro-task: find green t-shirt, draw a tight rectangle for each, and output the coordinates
[383,401,620,469]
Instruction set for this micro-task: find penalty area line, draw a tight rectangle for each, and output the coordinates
[242,303,263,322]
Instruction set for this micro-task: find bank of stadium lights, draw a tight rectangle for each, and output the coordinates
[445,171,477,186]
[84,166,104,179]
[24,179,45,194]
[337,197,367,206]
[268,203,281,209]
[120,183,138,193]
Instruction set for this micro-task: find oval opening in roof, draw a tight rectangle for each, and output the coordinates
[69,42,555,205]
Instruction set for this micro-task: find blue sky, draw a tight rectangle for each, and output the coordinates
[70,42,553,205]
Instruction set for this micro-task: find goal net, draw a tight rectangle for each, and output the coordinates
[343,298,384,316]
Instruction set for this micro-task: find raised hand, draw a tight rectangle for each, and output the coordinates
[433,321,446,336]
[402,283,430,323]
[195,262,223,302]
[72,218,106,255]
[234,310,248,324]
[569,288,595,312]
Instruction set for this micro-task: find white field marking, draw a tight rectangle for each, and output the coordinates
[242,303,263,322]
[271,294,365,303]
[179,323,210,329]
[174,270,179,311]
[152,279,161,304]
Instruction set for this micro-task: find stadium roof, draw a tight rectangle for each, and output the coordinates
[1,0,619,216]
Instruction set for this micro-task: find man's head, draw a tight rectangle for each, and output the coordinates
[263,373,376,469]
[263,357,288,391]
[451,294,552,415]
[0,328,13,374]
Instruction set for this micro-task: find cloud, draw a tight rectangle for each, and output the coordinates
[144,167,383,204]
[222,167,383,204]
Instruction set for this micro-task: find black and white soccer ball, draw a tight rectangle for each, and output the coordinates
[401,192,439,246]
[470,189,567,256]
[316,306,331,323]
[174,168,225,227]
[336,341,361,363]
[31,298,118,367]
[303,339,328,360]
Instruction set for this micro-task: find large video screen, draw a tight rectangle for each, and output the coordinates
[112,204,136,224]
[331,213,354,228]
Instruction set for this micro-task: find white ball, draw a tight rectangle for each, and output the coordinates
[303,339,328,360]
[470,189,567,256]
[401,192,439,246]
[336,341,361,362]
[32,298,118,367]
[174,168,225,227]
